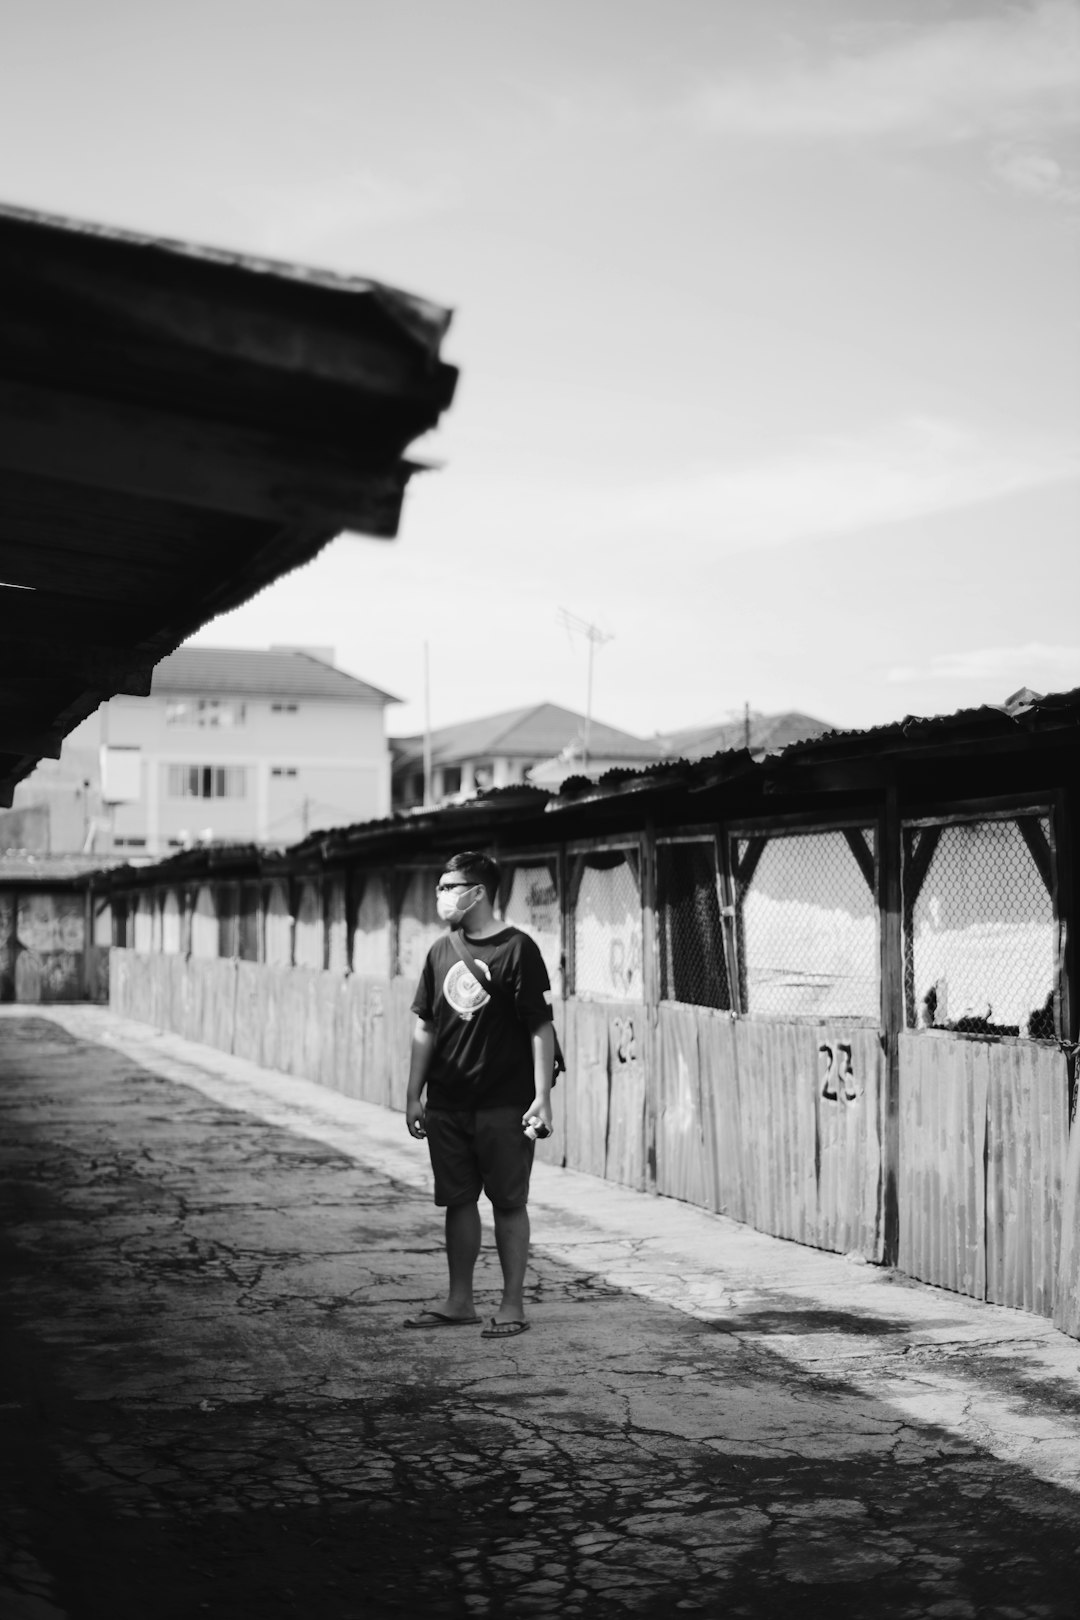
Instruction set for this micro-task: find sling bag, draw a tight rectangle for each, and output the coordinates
[449,928,565,1084]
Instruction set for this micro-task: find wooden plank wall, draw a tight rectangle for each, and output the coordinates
[899,1033,988,1300]
[561,998,647,1190]
[106,946,1074,1335]
[899,1033,1070,1319]
[1053,1102,1080,1339]
[656,1003,711,1211]
[985,1042,1068,1317]
[658,1007,884,1260]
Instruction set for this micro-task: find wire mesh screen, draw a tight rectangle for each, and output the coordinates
[657,839,730,1009]
[264,881,292,966]
[904,816,1055,1037]
[326,878,348,974]
[132,895,152,953]
[217,885,239,960]
[397,870,443,979]
[238,884,260,962]
[191,886,218,959]
[352,872,391,977]
[162,891,182,955]
[503,863,562,998]
[573,852,643,1001]
[736,829,878,1018]
[294,881,323,969]
[93,901,113,948]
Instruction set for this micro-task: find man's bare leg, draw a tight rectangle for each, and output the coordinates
[491,1204,530,1324]
[439,1201,481,1319]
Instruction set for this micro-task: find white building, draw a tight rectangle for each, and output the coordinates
[391,702,663,809]
[9,647,398,856]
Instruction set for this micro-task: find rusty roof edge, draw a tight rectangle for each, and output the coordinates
[0,202,455,360]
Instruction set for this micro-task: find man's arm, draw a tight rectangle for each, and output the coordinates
[406,1019,436,1139]
[525,1020,555,1135]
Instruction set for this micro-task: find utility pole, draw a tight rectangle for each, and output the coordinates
[744,702,751,751]
[423,641,433,807]
[558,609,614,769]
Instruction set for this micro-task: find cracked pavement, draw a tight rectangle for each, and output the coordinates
[1,1005,1078,1619]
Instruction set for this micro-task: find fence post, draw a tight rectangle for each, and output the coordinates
[880,781,904,1266]
[641,821,659,1194]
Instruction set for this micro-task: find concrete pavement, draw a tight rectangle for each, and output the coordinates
[1,1004,1077,1620]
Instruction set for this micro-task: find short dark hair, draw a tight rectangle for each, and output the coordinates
[443,850,500,904]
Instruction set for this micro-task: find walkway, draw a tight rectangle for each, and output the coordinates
[1,1006,1077,1619]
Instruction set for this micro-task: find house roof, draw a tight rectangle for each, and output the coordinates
[0,203,456,807]
[150,647,399,705]
[657,710,833,762]
[392,702,663,768]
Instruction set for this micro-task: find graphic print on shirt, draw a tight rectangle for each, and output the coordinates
[443,959,492,1021]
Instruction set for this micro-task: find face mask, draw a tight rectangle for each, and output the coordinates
[436,884,481,926]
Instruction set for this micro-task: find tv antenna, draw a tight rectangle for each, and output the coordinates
[558,608,614,768]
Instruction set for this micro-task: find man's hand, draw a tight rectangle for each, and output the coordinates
[406,1097,427,1140]
[522,1095,553,1137]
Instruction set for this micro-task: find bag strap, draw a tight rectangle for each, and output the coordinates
[449,928,564,1081]
[449,928,503,1002]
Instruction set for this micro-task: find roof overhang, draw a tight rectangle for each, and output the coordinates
[0,205,458,805]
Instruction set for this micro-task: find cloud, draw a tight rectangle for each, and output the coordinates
[888,643,1080,686]
[584,417,1080,556]
[691,1,1080,202]
[990,141,1080,202]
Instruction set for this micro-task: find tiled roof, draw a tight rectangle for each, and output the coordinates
[393,702,662,766]
[657,710,833,761]
[150,647,399,705]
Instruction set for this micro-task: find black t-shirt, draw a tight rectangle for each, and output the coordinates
[411,926,553,1110]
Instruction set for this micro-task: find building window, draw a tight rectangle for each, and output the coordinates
[166,765,248,800]
[166,699,246,728]
[113,836,148,849]
[271,767,298,778]
[271,702,299,713]
[442,766,462,795]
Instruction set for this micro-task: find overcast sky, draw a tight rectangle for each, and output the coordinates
[3,0,1078,739]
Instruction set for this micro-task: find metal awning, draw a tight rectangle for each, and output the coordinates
[0,205,458,805]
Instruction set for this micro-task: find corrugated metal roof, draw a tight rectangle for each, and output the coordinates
[0,852,129,883]
[150,647,399,704]
[90,686,1080,891]
[392,702,662,765]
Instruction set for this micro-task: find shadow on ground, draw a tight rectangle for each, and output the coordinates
[1,1016,1077,1620]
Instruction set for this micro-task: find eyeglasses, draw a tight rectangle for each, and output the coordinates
[436,880,475,894]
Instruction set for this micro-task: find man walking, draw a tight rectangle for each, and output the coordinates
[405,850,555,1338]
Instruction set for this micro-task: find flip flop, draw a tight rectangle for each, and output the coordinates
[480,1318,531,1339]
[403,1310,480,1330]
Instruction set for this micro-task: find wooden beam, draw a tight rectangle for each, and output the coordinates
[0,377,411,533]
[879,785,903,1268]
[0,729,64,759]
[733,835,767,891]
[1016,814,1054,900]
[843,827,876,895]
[0,633,155,695]
[905,824,942,911]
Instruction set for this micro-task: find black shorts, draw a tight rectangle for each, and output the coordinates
[424,1106,535,1211]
